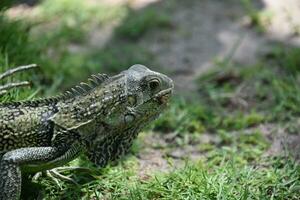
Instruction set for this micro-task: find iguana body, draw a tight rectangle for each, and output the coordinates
[0,65,173,200]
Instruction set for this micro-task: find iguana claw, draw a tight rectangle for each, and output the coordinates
[33,167,93,187]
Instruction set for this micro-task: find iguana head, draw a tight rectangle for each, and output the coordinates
[86,65,173,166]
[106,64,174,128]
[124,64,173,114]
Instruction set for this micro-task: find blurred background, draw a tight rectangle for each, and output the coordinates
[0,0,300,199]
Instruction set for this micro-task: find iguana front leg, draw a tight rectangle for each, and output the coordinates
[0,143,82,200]
[0,64,38,96]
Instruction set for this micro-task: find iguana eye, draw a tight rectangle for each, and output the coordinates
[148,78,160,92]
[128,95,137,106]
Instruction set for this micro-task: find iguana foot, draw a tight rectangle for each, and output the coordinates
[0,64,38,96]
[33,167,93,187]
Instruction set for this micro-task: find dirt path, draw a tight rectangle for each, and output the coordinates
[138,0,268,95]
[132,0,300,96]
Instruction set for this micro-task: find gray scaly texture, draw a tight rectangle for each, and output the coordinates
[0,64,174,200]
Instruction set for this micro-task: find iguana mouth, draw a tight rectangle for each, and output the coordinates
[154,88,173,104]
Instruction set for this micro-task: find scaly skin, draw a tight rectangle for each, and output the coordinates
[0,64,173,200]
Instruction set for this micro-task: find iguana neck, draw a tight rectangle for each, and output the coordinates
[64,75,127,114]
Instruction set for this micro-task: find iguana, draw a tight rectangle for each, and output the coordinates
[0,64,173,200]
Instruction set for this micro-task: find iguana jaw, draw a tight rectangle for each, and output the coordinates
[154,87,173,104]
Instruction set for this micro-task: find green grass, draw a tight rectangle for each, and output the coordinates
[240,0,272,32]
[132,159,299,200]
[40,159,299,199]
[116,8,172,40]
[196,46,300,121]
[1,1,299,199]
[34,0,128,44]
[30,131,298,199]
